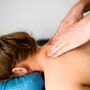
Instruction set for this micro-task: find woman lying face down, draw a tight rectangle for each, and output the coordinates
[0,32,90,90]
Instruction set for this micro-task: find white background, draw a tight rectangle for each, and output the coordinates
[0,0,81,40]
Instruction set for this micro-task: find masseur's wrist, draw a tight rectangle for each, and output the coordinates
[74,0,87,15]
[70,0,85,20]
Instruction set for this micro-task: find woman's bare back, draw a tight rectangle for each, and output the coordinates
[42,41,90,90]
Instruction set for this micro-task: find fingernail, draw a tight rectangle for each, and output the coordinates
[52,55,57,58]
[47,52,51,57]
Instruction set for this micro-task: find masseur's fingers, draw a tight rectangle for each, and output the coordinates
[52,44,69,58]
[47,36,67,57]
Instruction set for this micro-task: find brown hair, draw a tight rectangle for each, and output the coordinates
[0,32,37,81]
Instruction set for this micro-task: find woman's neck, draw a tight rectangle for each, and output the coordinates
[28,44,52,73]
[30,46,44,72]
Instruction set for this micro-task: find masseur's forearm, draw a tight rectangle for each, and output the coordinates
[80,0,90,12]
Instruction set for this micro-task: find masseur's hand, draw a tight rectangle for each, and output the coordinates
[47,0,90,58]
[48,0,84,45]
[47,14,90,58]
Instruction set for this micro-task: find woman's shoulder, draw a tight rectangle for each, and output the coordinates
[41,42,90,71]
[43,42,90,89]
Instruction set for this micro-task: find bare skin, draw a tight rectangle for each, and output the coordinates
[43,42,90,90]
[13,41,90,90]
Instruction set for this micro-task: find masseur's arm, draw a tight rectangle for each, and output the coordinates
[47,0,90,58]
[84,0,90,12]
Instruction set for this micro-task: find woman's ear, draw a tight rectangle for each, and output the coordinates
[12,67,28,76]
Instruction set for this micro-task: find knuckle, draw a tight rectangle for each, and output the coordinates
[61,20,65,25]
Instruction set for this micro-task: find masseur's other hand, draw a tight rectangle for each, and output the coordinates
[47,14,90,58]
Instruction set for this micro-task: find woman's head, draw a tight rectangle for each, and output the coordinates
[0,32,37,81]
